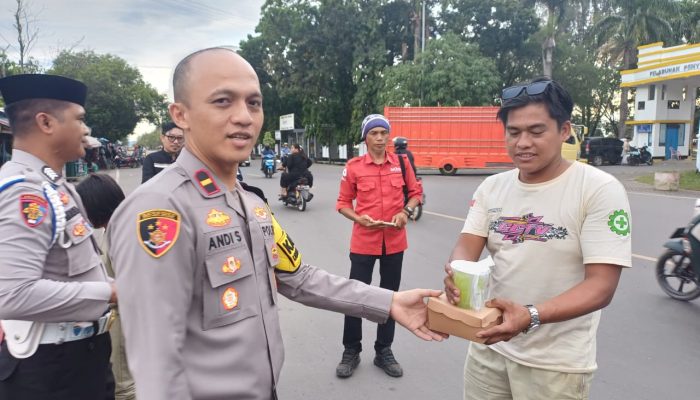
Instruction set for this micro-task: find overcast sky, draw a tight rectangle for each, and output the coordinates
[0,0,265,98]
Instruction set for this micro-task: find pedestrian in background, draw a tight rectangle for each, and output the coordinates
[76,173,134,400]
[141,121,184,183]
[335,114,423,378]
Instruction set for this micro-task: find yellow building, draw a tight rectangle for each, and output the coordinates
[621,42,700,159]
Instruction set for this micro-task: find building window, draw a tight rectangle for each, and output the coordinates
[661,84,666,100]
[649,85,656,100]
[637,101,645,110]
[659,127,666,146]
[668,100,680,109]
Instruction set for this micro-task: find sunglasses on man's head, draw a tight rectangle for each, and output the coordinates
[501,80,553,100]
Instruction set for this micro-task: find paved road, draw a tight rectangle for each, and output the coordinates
[108,161,700,400]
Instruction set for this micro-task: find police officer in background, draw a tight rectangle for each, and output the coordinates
[108,47,444,400]
[141,121,184,183]
[0,74,117,399]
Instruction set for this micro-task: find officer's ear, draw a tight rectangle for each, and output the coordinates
[34,112,57,135]
[169,102,189,131]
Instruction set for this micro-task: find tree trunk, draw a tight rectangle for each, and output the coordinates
[542,36,555,78]
[617,48,634,138]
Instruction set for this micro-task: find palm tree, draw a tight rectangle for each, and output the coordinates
[592,0,676,137]
[523,0,568,78]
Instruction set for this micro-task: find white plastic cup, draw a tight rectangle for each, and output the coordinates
[450,257,493,311]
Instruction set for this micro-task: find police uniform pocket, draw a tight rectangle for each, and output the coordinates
[202,251,258,330]
[65,218,101,277]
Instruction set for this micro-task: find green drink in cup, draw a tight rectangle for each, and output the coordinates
[450,256,494,311]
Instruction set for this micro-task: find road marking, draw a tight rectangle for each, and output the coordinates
[633,253,657,262]
[423,210,464,222]
[425,209,658,262]
[627,191,698,200]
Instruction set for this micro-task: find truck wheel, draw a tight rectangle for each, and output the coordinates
[439,164,457,176]
[591,155,603,166]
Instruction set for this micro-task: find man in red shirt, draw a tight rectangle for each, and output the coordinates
[335,114,422,378]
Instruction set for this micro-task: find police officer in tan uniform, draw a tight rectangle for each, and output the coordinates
[108,47,444,400]
[0,74,117,399]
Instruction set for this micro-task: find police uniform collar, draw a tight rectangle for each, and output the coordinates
[362,151,398,165]
[10,150,65,185]
[176,148,227,198]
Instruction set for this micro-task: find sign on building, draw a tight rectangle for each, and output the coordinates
[280,114,294,131]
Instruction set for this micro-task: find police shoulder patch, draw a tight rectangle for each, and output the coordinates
[20,194,49,228]
[137,209,181,258]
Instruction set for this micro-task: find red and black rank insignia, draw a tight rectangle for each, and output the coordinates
[195,169,220,195]
[137,209,181,258]
[20,194,48,228]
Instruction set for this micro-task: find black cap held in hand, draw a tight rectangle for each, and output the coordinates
[0,74,88,107]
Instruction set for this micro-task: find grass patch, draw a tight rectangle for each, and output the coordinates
[636,170,700,191]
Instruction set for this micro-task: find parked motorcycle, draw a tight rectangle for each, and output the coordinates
[280,177,313,211]
[262,154,276,178]
[114,152,140,169]
[628,145,653,166]
[657,214,700,301]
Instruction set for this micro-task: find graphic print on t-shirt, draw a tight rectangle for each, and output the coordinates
[489,213,568,244]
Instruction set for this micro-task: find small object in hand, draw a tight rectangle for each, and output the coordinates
[377,221,397,227]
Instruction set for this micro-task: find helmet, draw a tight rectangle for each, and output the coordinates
[392,136,408,150]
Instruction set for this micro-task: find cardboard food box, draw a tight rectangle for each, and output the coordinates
[427,294,502,343]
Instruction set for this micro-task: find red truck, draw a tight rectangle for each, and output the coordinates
[384,106,512,175]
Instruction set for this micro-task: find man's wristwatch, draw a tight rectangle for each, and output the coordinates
[522,305,540,334]
[403,206,414,217]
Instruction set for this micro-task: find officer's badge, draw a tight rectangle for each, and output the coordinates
[222,256,241,274]
[221,287,239,310]
[206,209,231,227]
[41,166,60,184]
[138,209,181,258]
[253,206,268,220]
[270,245,279,261]
[72,221,88,236]
[20,194,48,228]
[195,169,220,196]
[60,192,70,205]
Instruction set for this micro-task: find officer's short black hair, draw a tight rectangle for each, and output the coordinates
[497,77,573,129]
[5,99,72,136]
[161,121,180,135]
[173,47,236,104]
[76,173,125,229]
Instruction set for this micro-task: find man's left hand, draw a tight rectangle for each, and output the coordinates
[390,289,448,341]
[391,212,409,229]
[475,298,531,345]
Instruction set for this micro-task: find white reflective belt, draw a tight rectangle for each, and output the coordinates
[39,310,114,345]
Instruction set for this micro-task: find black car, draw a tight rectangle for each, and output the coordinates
[580,137,623,166]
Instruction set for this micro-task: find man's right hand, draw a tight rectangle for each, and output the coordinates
[443,264,460,305]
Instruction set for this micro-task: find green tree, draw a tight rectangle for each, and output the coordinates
[379,33,500,109]
[669,0,700,43]
[262,131,275,147]
[440,0,540,85]
[136,130,162,150]
[591,0,677,136]
[49,50,167,142]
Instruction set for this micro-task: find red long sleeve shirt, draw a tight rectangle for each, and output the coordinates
[336,152,423,255]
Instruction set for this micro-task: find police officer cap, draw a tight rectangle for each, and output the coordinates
[0,74,87,107]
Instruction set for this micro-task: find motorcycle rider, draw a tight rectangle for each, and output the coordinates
[260,145,276,173]
[392,137,416,175]
[280,143,313,198]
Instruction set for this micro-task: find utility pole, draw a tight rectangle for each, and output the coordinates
[421,0,426,53]
[419,0,426,106]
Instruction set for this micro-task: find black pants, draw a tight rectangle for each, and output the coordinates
[343,251,403,353]
[0,333,114,400]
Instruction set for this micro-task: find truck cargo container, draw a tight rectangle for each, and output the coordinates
[384,106,512,175]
